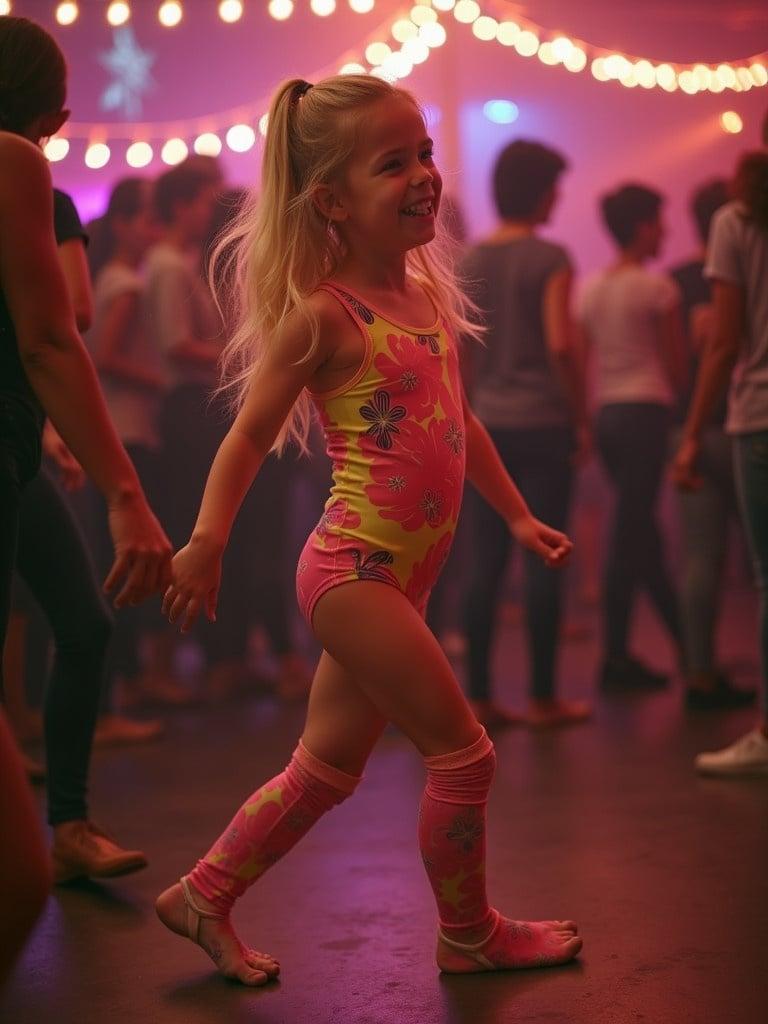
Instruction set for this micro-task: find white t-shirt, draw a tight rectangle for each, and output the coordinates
[90,262,162,449]
[578,265,680,408]
[705,201,768,435]
[144,243,220,390]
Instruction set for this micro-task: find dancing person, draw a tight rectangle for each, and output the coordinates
[674,147,768,774]
[461,140,591,728]
[0,15,171,966]
[155,75,582,985]
[671,180,754,710]
[580,184,686,691]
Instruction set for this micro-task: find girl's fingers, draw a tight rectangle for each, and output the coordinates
[181,597,202,633]
[168,591,191,623]
[103,552,130,595]
[161,585,177,618]
[205,589,218,623]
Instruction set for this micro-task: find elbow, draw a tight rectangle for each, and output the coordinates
[75,307,93,333]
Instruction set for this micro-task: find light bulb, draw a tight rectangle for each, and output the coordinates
[107,1,131,25]
[0,0,11,13]
[365,41,392,65]
[550,36,572,61]
[339,62,367,74]
[56,2,79,25]
[194,133,223,156]
[226,124,256,152]
[634,60,655,88]
[258,114,270,136]
[402,38,430,64]
[495,22,519,47]
[749,63,768,87]
[419,22,446,47]
[349,0,374,11]
[218,0,243,23]
[44,137,70,162]
[410,4,436,25]
[161,138,188,164]
[392,19,418,43]
[126,142,153,168]
[310,0,335,15]
[472,16,498,42]
[514,30,539,57]
[268,0,293,18]
[85,143,110,170]
[158,1,183,27]
[453,0,480,24]
[564,46,587,73]
[720,111,743,134]
[655,63,677,91]
[537,41,558,65]
[432,0,455,9]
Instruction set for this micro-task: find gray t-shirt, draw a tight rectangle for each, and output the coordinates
[144,242,220,390]
[705,201,768,435]
[462,236,572,430]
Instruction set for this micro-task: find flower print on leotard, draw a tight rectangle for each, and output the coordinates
[295,281,465,624]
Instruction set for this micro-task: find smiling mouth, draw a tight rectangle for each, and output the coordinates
[401,200,434,217]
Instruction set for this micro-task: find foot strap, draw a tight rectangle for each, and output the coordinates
[180,876,227,942]
[438,910,500,969]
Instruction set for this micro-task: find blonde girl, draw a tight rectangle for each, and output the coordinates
[156,75,582,985]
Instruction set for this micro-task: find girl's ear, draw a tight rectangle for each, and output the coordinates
[312,184,348,223]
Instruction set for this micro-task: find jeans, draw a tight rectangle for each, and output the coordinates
[464,426,574,702]
[733,431,768,713]
[677,428,737,675]
[16,470,112,825]
[596,403,681,661]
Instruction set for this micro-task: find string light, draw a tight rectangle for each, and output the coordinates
[349,0,375,11]
[310,0,336,15]
[194,132,223,156]
[339,62,367,74]
[158,1,183,27]
[0,0,11,14]
[392,19,418,43]
[721,111,743,134]
[496,22,519,47]
[410,5,437,25]
[126,141,153,167]
[432,0,455,9]
[85,143,110,170]
[365,41,391,65]
[564,46,587,72]
[161,138,188,164]
[268,0,293,18]
[106,1,131,25]
[402,37,430,63]
[453,1,480,24]
[55,2,79,25]
[472,16,498,42]
[218,0,243,23]
[419,22,446,47]
[514,30,539,57]
[258,114,270,136]
[226,123,256,152]
[44,137,70,162]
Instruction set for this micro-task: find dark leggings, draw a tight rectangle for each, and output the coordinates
[16,470,112,826]
[464,426,574,702]
[596,403,681,661]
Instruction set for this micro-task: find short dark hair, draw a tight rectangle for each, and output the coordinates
[493,139,567,219]
[600,183,663,247]
[690,179,729,243]
[0,17,67,134]
[154,159,215,225]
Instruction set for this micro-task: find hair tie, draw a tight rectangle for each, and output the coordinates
[294,81,313,101]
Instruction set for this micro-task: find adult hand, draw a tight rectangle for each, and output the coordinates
[510,514,573,568]
[671,436,703,491]
[161,536,222,634]
[104,493,173,607]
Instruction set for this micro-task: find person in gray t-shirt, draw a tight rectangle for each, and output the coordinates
[675,144,768,776]
[462,140,590,729]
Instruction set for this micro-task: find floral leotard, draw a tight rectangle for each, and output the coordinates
[296,281,466,624]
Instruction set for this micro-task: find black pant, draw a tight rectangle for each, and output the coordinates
[464,426,574,702]
[16,470,112,825]
[596,403,680,661]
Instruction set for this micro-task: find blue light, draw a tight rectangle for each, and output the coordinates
[483,100,519,125]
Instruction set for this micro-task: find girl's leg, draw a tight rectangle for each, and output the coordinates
[313,583,581,973]
[156,650,386,985]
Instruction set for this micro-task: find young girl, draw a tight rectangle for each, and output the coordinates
[157,75,582,985]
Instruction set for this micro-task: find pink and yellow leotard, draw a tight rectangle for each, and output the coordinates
[296,281,466,624]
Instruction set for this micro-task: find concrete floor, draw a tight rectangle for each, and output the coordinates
[3,588,768,1024]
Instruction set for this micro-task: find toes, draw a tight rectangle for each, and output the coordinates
[245,952,280,976]
[238,968,269,987]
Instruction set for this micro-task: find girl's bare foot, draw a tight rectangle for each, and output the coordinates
[156,880,280,986]
[437,910,582,973]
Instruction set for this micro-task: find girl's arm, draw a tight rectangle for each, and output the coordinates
[93,289,165,391]
[163,294,336,631]
[0,135,171,605]
[672,279,743,489]
[462,389,572,567]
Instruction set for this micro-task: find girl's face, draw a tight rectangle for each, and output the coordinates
[115,186,158,258]
[332,95,442,254]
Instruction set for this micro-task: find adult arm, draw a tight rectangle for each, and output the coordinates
[93,289,165,391]
[0,135,171,604]
[672,279,743,488]
[57,238,93,333]
[542,266,591,458]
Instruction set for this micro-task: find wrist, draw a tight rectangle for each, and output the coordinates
[105,477,143,509]
[189,527,227,556]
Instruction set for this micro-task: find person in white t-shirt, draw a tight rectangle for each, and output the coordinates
[579,184,686,692]
[674,140,768,776]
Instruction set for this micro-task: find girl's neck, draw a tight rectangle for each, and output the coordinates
[335,250,409,296]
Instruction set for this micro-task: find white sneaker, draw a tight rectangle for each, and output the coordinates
[695,729,768,777]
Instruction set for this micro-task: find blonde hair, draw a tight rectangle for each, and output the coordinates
[213,74,480,454]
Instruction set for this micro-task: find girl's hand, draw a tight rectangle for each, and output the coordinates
[161,536,222,633]
[105,494,173,607]
[671,437,703,491]
[510,514,573,568]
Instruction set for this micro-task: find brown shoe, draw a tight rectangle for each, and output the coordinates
[93,714,164,747]
[52,820,148,884]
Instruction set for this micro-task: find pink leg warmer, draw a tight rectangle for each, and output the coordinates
[188,741,360,915]
[418,729,496,939]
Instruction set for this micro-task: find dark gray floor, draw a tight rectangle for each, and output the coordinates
[3,589,768,1024]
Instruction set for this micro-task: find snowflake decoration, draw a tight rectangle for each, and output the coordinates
[99,27,156,118]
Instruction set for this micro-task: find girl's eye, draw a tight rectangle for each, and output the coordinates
[382,160,401,172]
[421,149,434,161]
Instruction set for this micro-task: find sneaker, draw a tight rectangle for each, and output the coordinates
[600,656,668,692]
[686,673,756,711]
[695,729,768,777]
[52,820,148,883]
